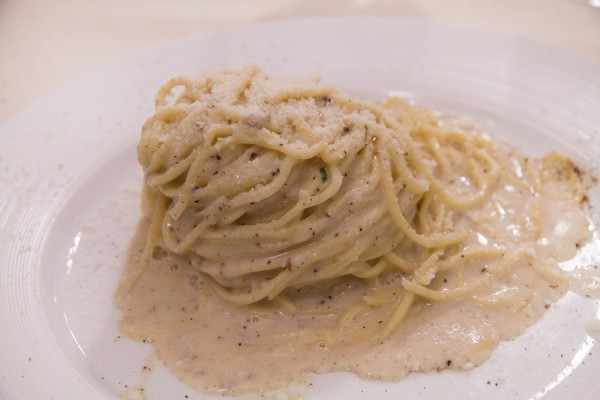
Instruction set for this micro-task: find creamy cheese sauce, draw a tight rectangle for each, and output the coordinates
[115,144,594,397]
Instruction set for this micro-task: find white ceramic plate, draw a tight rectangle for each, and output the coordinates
[1,16,600,400]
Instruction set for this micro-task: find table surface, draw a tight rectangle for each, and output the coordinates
[1,0,599,124]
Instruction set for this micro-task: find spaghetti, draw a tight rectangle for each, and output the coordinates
[134,66,588,341]
[117,66,593,394]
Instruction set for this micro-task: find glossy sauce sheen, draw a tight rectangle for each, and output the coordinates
[116,145,593,396]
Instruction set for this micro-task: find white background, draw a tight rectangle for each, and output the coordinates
[1,0,599,124]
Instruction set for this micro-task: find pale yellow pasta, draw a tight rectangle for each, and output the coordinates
[133,65,583,341]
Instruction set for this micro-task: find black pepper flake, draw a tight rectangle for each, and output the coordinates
[446,360,452,366]
[250,152,258,161]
